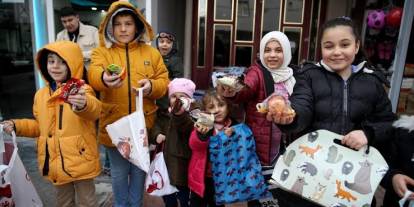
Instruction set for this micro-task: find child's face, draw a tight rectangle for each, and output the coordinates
[263,40,284,69]
[47,53,69,84]
[169,92,190,106]
[204,98,229,123]
[158,38,173,56]
[113,15,137,44]
[321,25,359,72]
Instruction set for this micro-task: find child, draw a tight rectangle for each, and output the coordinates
[156,31,183,79]
[217,31,295,166]
[1,41,101,207]
[188,90,238,207]
[382,115,414,207]
[272,17,396,206]
[149,78,196,207]
[87,1,169,206]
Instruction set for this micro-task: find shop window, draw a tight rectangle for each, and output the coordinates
[198,0,207,66]
[283,27,302,64]
[261,0,281,37]
[0,1,35,120]
[213,24,232,66]
[215,0,233,21]
[235,45,253,67]
[284,0,304,24]
[236,0,255,41]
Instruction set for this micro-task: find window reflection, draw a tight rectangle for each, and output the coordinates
[283,27,302,64]
[215,0,233,21]
[262,0,281,37]
[214,25,232,66]
[284,0,304,24]
[236,0,255,41]
[198,0,207,66]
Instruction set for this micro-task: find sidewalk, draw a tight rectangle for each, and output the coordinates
[17,137,164,207]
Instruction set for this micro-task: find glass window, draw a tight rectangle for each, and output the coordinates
[213,25,232,66]
[283,27,302,64]
[198,0,207,66]
[261,0,281,37]
[284,0,304,24]
[236,0,255,41]
[235,46,253,67]
[0,1,35,120]
[398,23,414,115]
[215,0,233,21]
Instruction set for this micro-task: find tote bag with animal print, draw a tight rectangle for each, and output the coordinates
[271,130,388,207]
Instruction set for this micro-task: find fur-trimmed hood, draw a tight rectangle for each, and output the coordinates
[393,115,414,132]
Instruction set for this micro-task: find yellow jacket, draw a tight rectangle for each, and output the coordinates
[13,41,102,185]
[88,1,169,146]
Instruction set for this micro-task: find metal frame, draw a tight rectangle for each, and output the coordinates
[235,0,256,42]
[389,0,414,113]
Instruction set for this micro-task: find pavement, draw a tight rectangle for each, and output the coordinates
[17,136,165,207]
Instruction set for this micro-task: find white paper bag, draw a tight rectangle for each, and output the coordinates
[145,152,178,196]
[106,88,150,173]
[0,124,43,207]
[271,129,388,207]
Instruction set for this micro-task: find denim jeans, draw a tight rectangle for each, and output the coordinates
[106,147,146,207]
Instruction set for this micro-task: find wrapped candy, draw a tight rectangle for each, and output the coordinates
[59,78,85,102]
[190,109,215,130]
[169,97,196,114]
[256,94,295,119]
[216,74,246,92]
[107,63,126,80]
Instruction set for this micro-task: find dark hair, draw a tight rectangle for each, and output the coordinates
[59,7,77,18]
[113,9,144,36]
[39,51,70,83]
[320,17,368,65]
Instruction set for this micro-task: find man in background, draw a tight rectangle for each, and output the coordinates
[56,7,99,69]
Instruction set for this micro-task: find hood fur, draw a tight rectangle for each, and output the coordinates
[393,115,414,132]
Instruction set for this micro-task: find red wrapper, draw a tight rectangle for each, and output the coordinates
[59,78,85,102]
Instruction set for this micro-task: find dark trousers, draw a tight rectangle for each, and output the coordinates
[162,186,190,207]
[190,177,224,207]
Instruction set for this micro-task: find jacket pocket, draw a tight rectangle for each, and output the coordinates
[100,102,121,128]
[59,135,98,178]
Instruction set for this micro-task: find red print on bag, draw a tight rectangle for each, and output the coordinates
[146,171,164,193]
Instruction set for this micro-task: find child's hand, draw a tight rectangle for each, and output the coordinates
[67,86,87,111]
[341,130,368,150]
[137,79,152,96]
[0,120,15,134]
[217,83,237,98]
[194,123,210,134]
[103,70,123,88]
[156,134,166,144]
[224,127,233,137]
[392,174,414,198]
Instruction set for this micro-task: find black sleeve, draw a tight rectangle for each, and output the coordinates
[279,69,314,134]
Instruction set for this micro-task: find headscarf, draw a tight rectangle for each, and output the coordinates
[259,31,296,94]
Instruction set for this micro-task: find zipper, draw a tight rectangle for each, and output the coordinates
[58,105,63,130]
[341,81,349,135]
[126,43,132,114]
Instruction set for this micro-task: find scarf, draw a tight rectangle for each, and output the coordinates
[259,31,296,94]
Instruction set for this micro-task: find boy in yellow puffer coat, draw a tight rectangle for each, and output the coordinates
[1,41,102,207]
[88,1,169,206]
